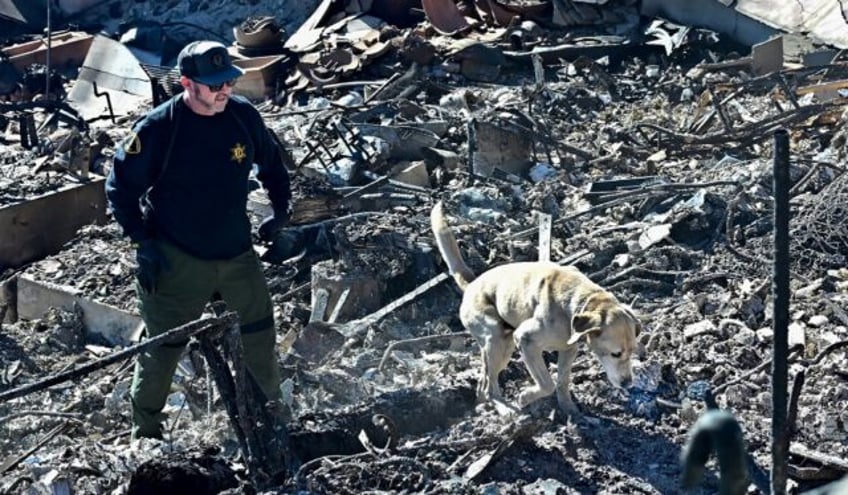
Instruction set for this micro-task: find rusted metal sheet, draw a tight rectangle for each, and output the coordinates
[1,30,93,72]
[422,0,471,35]
[17,274,141,345]
[473,0,519,26]
[0,177,107,269]
[494,0,548,18]
[231,54,285,100]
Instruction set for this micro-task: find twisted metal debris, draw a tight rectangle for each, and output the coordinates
[792,171,848,270]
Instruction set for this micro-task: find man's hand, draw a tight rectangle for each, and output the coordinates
[135,239,170,294]
[258,208,289,242]
[260,229,305,264]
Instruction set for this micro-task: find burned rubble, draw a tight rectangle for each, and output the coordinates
[1,0,848,493]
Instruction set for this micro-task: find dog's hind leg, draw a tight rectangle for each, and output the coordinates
[472,330,510,401]
[513,319,556,408]
[491,331,515,379]
[486,329,516,399]
[465,308,512,402]
[476,345,492,400]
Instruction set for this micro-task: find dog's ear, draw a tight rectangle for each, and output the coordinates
[568,312,602,345]
[634,319,643,336]
[572,313,595,332]
[621,305,642,336]
[567,327,602,346]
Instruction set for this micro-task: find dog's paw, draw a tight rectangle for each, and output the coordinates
[476,383,503,403]
[518,389,540,408]
[556,392,580,416]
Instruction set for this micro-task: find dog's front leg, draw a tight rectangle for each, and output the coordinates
[556,345,580,417]
[513,319,556,408]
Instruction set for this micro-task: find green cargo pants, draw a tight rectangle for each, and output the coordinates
[130,240,281,440]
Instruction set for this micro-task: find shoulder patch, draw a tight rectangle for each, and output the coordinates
[123,132,142,155]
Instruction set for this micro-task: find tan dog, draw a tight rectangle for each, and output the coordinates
[431,201,641,417]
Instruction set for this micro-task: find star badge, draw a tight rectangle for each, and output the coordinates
[230,143,246,164]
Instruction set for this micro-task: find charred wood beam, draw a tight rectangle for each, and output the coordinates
[201,304,293,486]
[0,100,87,131]
[0,314,236,404]
[366,63,422,102]
[197,335,260,481]
[507,180,738,241]
[0,410,84,426]
[0,422,71,476]
[634,102,835,148]
[712,345,804,395]
[340,272,450,338]
[789,444,848,473]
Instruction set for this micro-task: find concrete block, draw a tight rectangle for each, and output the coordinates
[16,274,141,345]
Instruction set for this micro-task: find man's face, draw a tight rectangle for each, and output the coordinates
[182,78,236,115]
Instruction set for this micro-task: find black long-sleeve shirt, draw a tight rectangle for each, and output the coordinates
[106,94,291,260]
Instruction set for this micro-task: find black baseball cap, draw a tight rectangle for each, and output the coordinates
[177,41,244,85]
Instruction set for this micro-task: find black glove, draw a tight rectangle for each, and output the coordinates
[258,207,289,242]
[135,239,170,294]
[260,229,305,264]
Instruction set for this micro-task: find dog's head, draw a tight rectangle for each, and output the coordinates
[567,295,642,389]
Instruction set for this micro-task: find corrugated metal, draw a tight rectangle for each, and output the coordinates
[735,0,848,48]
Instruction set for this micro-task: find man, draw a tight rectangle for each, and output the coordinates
[106,40,292,440]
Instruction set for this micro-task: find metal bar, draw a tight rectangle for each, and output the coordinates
[339,272,450,338]
[538,213,552,262]
[771,128,791,495]
[708,86,733,133]
[466,118,477,176]
[777,73,800,110]
[91,80,116,124]
[45,0,51,98]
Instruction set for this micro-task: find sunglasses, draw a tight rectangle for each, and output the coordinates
[202,79,238,92]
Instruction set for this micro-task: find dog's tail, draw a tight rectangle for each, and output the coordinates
[431,201,476,290]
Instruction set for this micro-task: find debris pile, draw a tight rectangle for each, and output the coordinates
[1,0,848,493]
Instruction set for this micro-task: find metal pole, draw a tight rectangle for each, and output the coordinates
[771,128,790,495]
[45,0,52,98]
